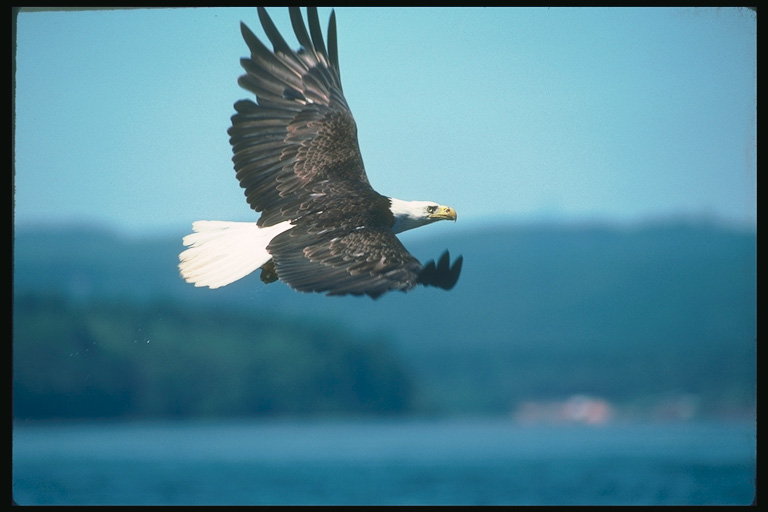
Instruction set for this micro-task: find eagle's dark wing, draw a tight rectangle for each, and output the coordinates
[229,7,379,228]
[229,7,449,298]
[268,222,424,299]
[418,251,463,291]
[268,216,462,298]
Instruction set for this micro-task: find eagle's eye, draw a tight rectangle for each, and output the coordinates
[426,205,437,214]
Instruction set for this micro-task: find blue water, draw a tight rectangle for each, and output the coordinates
[12,419,756,505]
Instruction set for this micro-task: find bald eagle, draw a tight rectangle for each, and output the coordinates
[179,7,462,299]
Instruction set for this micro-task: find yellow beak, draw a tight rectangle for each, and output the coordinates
[429,205,457,221]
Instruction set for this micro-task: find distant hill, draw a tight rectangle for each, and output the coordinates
[13,220,757,418]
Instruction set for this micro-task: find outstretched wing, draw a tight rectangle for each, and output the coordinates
[417,251,463,291]
[268,223,425,299]
[229,7,382,228]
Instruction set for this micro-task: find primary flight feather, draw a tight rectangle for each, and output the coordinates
[179,7,462,299]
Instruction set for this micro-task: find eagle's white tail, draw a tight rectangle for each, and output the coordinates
[179,220,292,289]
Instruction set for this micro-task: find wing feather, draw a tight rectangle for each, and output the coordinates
[289,7,315,57]
[258,7,298,58]
[229,8,371,228]
[327,11,340,80]
[268,225,424,299]
[306,7,329,63]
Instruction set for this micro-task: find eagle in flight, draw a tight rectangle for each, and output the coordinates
[179,7,462,299]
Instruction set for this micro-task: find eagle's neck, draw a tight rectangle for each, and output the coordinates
[388,197,433,234]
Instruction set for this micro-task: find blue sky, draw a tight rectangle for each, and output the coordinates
[13,7,756,236]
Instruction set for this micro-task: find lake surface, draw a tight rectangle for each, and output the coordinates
[12,418,756,505]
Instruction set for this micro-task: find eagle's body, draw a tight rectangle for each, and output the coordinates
[179,7,462,299]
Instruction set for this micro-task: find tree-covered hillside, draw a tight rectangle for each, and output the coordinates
[13,294,413,419]
[12,220,756,419]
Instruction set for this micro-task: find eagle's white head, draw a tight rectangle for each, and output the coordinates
[388,198,457,234]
